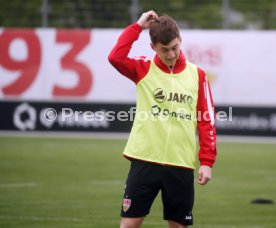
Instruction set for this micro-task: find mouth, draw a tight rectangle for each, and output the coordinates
[166,59,176,63]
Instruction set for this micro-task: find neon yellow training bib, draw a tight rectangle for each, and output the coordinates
[123,60,199,169]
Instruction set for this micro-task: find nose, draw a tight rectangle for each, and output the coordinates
[167,50,176,60]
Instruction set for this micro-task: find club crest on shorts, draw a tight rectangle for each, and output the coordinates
[122,198,131,212]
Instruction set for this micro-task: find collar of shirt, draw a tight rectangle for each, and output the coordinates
[153,50,187,74]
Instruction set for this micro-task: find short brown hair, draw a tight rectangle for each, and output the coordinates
[149,15,180,45]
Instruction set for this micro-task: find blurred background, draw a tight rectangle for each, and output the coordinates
[0,1,276,228]
[1,0,276,29]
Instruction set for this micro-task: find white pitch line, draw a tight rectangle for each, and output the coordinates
[195,225,265,228]
[0,130,129,140]
[0,215,84,222]
[217,135,276,144]
[0,182,38,188]
[1,131,276,143]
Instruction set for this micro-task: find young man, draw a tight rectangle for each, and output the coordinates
[108,10,217,228]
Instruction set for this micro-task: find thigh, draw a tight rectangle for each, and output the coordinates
[121,160,161,218]
[161,167,194,226]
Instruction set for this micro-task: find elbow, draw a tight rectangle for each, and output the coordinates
[108,52,115,65]
[108,52,124,70]
[108,50,119,66]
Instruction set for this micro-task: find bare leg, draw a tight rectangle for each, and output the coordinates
[120,217,144,228]
[168,220,188,228]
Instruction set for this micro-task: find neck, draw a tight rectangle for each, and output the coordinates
[168,65,174,72]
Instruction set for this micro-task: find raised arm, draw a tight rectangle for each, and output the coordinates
[108,11,158,84]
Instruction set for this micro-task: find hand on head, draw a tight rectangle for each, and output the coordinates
[137,10,158,29]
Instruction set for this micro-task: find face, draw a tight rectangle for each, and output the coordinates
[151,37,181,67]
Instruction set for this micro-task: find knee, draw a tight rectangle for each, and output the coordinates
[120,217,144,228]
[168,220,188,228]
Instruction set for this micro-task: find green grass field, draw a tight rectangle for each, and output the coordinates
[0,136,275,228]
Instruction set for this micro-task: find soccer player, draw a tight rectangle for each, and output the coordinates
[108,10,217,228]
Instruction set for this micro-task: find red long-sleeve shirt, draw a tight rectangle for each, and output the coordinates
[109,23,217,167]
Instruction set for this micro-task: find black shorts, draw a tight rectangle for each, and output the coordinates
[121,159,194,226]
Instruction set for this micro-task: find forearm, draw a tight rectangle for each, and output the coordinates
[108,23,142,65]
[197,67,217,167]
